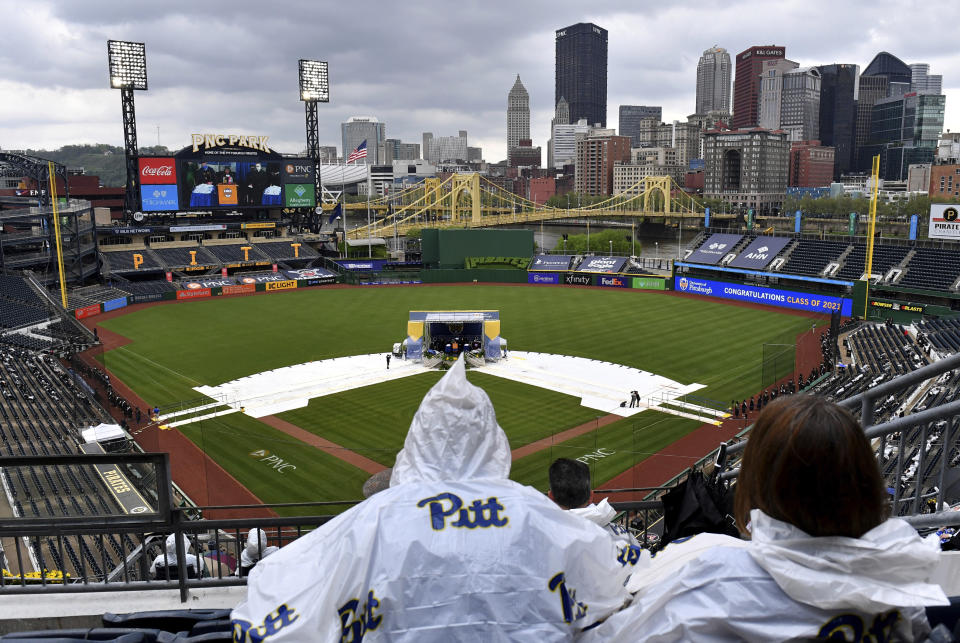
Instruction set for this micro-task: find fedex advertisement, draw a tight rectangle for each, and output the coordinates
[675,276,852,316]
[139,158,177,185]
[597,275,628,288]
[527,272,559,285]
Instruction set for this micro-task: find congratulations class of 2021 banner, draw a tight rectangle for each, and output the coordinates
[674,276,852,316]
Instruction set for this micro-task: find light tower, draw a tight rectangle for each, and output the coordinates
[107,40,147,216]
[299,59,329,205]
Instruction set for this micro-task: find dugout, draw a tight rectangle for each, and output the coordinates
[421,229,533,269]
[404,310,504,362]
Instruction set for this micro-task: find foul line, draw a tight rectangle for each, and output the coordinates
[511,414,622,460]
[258,415,386,475]
[111,346,203,387]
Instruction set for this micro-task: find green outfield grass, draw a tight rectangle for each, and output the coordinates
[98,285,813,513]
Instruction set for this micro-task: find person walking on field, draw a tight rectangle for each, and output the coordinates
[386,353,391,369]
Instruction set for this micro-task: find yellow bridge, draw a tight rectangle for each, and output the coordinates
[343,174,720,240]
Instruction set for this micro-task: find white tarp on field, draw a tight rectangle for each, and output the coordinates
[178,352,722,426]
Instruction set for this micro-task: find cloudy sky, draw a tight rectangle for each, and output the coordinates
[1,0,957,162]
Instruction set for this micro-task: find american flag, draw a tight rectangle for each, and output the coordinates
[347,140,367,163]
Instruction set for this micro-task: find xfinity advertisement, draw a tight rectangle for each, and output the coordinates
[674,276,852,316]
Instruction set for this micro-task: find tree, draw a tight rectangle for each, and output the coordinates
[552,227,636,255]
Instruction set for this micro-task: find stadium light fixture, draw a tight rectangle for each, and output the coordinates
[299,59,329,102]
[107,40,147,90]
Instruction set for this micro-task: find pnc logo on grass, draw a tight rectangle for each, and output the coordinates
[249,449,270,458]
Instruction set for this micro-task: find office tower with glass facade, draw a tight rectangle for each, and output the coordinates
[910,63,943,94]
[863,92,946,180]
[816,64,859,179]
[556,23,608,127]
[618,105,663,145]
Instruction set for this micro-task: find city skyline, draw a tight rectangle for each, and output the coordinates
[1,0,959,163]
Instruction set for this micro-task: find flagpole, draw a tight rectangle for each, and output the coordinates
[367,166,372,259]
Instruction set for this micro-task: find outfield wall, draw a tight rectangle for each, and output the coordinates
[74,274,337,319]
[673,276,854,316]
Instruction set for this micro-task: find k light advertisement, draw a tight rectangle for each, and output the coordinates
[675,276,852,316]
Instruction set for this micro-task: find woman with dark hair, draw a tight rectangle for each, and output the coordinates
[586,395,948,642]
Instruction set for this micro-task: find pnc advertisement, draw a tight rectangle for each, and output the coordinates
[675,276,852,316]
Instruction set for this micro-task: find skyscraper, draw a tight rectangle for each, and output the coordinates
[507,75,530,153]
[862,52,911,97]
[618,105,663,145]
[780,67,821,142]
[732,45,786,129]
[854,75,888,171]
[910,63,943,94]
[816,64,859,178]
[862,93,945,180]
[757,59,800,131]
[696,46,732,114]
[341,116,386,164]
[555,23,608,127]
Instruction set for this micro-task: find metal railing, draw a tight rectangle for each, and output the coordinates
[720,352,960,513]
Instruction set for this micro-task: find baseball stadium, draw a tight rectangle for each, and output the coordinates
[0,42,957,640]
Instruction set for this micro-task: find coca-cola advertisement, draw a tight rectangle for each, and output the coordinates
[139,158,177,184]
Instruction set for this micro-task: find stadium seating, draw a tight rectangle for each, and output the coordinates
[0,275,46,306]
[201,244,268,264]
[116,281,179,297]
[66,286,131,310]
[0,301,50,330]
[779,239,849,277]
[918,319,960,354]
[101,250,164,274]
[836,243,910,281]
[150,247,218,270]
[253,241,319,262]
[898,247,960,291]
[0,348,139,581]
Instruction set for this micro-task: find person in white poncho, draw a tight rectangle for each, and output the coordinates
[585,394,949,642]
[231,356,636,641]
[236,528,279,578]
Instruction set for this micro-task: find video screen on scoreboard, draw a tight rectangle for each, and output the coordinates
[139,155,316,212]
[179,160,282,209]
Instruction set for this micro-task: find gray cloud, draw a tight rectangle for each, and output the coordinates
[1,0,957,160]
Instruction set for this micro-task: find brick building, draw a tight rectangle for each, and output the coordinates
[930,163,960,199]
[575,134,630,195]
[788,140,836,187]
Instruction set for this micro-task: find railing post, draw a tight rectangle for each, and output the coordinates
[912,423,929,516]
[937,422,951,511]
[860,395,875,428]
[171,508,188,603]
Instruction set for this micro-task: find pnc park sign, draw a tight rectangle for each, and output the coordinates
[191,133,272,153]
